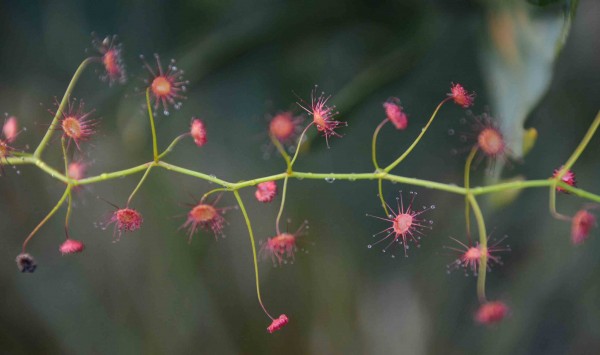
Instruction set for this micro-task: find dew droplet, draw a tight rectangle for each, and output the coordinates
[325,177,335,183]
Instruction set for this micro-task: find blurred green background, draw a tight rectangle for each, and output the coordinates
[1,0,599,354]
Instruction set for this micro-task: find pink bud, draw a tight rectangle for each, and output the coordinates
[3,116,18,143]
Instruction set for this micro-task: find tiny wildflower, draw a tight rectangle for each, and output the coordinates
[571,209,596,245]
[255,181,277,203]
[3,116,19,143]
[475,301,509,325]
[68,162,86,180]
[52,99,97,150]
[552,166,576,193]
[190,118,207,147]
[269,111,304,144]
[367,191,434,257]
[16,253,37,273]
[59,239,85,255]
[141,53,188,115]
[182,197,231,242]
[110,208,143,236]
[92,34,126,85]
[260,221,309,265]
[383,98,408,130]
[445,235,510,275]
[297,86,346,146]
[448,83,475,108]
[267,314,289,333]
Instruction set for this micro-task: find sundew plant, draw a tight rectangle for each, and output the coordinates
[1,1,599,352]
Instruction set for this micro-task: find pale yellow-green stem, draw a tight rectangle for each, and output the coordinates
[146,88,159,162]
[371,118,389,171]
[158,134,188,160]
[377,178,389,216]
[233,190,274,320]
[464,146,479,240]
[275,175,290,235]
[34,57,97,158]
[467,193,488,303]
[22,186,72,252]
[270,134,291,170]
[289,123,313,168]
[126,163,154,207]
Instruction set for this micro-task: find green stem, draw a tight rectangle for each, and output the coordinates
[378,178,389,216]
[372,119,388,170]
[34,57,97,158]
[289,123,313,168]
[464,146,478,241]
[383,97,450,173]
[556,110,600,179]
[61,137,69,176]
[146,88,159,162]
[126,164,154,206]
[201,187,231,202]
[275,175,289,235]
[467,193,487,303]
[158,134,188,160]
[270,134,291,170]
[65,191,73,238]
[233,190,274,320]
[22,186,71,252]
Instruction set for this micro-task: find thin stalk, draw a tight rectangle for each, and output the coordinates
[275,175,290,235]
[126,164,154,207]
[233,190,274,320]
[64,192,73,238]
[556,110,600,179]
[371,118,388,170]
[378,178,389,216]
[34,57,97,158]
[158,134,188,160]
[269,134,291,169]
[201,187,231,202]
[464,146,478,241]
[61,137,69,176]
[383,97,450,173]
[146,88,159,161]
[468,194,488,303]
[22,186,71,252]
[289,123,313,168]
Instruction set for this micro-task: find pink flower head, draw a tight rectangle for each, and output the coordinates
[571,209,596,245]
[3,116,19,143]
[68,162,86,180]
[475,301,509,325]
[552,166,576,193]
[92,34,126,85]
[190,118,207,147]
[15,253,37,273]
[141,53,188,115]
[51,98,97,150]
[445,235,510,275]
[110,208,143,236]
[267,314,289,333]
[255,181,277,203]
[448,83,475,108]
[59,239,85,255]
[269,111,304,143]
[260,221,308,265]
[182,197,231,242]
[383,98,408,130]
[297,86,347,146]
[0,121,17,165]
[367,191,434,257]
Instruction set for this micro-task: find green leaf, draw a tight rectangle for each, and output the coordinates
[480,0,579,159]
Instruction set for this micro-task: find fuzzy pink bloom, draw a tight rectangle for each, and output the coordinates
[111,208,143,234]
[475,301,509,325]
[445,235,510,275]
[297,87,346,146]
[190,119,207,147]
[571,209,596,245]
[182,200,230,242]
[68,162,86,180]
[3,116,18,143]
[383,99,408,130]
[59,239,85,255]
[552,167,576,193]
[92,34,126,85]
[260,221,308,265]
[367,192,433,257]
[267,314,289,333]
[255,181,277,203]
[448,83,475,108]
[269,112,303,143]
[141,53,188,115]
[51,99,97,150]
